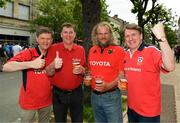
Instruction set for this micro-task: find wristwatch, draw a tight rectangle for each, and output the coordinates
[158,37,167,42]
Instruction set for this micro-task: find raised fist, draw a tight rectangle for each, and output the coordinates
[151,23,166,41]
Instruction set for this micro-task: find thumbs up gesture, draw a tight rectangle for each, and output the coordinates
[54,51,63,69]
[31,54,45,69]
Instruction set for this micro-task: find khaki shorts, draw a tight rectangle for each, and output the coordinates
[20,106,51,123]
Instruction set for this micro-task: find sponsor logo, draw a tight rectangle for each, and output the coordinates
[89,61,111,67]
[124,67,142,72]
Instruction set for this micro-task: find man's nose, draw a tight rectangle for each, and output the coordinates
[102,34,106,38]
[129,36,133,40]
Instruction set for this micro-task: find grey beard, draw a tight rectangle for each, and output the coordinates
[97,40,111,48]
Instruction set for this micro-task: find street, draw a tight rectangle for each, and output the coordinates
[0,71,21,122]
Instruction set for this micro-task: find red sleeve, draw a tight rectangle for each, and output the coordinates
[152,48,169,73]
[118,47,125,72]
[9,49,32,62]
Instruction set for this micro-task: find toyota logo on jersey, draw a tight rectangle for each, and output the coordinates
[89,61,111,67]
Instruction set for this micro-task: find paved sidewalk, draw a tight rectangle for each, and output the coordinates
[0,71,21,122]
[161,63,180,122]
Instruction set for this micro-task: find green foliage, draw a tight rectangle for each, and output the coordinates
[130,0,178,46]
[164,25,177,47]
[0,0,10,8]
[146,5,177,27]
[130,0,158,28]
[121,95,127,112]
[83,105,94,122]
[31,0,82,41]
[111,24,124,45]
[143,24,153,44]
[100,0,109,22]
[31,0,109,42]
[143,24,177,46]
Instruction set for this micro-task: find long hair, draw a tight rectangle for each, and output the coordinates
[91,22,117,46]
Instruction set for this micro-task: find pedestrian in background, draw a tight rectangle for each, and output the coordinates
[5,42,13,59]
[0,43,8,65]
[175,45,180,63]
[12,42,22,56]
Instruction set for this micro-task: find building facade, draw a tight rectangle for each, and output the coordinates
[0,0,38,45]
[109,15,128,45]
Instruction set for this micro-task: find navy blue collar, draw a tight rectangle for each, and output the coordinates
[138,41,146,51]
[35,46,47,58]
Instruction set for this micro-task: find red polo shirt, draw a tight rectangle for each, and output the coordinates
[9,47,52,110]
[124,42,168,117]
[46,42,86,90]
[88,45,125,89]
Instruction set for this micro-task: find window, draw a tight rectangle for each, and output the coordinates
[18,4,30,20]
[0,2,13,17]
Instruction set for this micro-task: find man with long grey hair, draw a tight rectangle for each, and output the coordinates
[84,22,124,123]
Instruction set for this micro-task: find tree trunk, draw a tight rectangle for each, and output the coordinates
[81,0,101,56]
[138,13,145,38]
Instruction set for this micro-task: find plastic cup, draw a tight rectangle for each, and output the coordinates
[72,59,80,69]
[120,79,128,91]
[95,76,103,86]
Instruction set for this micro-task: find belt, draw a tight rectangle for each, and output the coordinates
[93,88,118,95]
[53,85,81,94]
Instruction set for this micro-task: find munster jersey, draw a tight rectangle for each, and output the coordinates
[9,47,52,110]
[124,42,168,117]
[88,45,125,89]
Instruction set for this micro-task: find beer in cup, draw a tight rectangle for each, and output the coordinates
[72,58,80,69]
[84,71,92,86]
[119,78,128,91]
[95,76,103,87]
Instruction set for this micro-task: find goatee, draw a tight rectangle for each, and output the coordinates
[97,40,111,48]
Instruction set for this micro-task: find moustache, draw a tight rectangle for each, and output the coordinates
[97,40,111,48]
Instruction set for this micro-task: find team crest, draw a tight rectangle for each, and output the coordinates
[137,57,143,65]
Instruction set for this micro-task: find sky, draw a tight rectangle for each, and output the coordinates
[106,0,180,24]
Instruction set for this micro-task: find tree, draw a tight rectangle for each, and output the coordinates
[164,25,177,47]
[0,0,10,8]
[80,0,109,55]
[31,0,82,42]
[32,0,109,46]
[143,5,178,45]
[80,0,101,55]
[130,0,159,35]
[130,0,178,45]
[147,5,177,26]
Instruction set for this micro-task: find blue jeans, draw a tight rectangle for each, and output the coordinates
[128,107,160,123]
[91,89,123,123]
